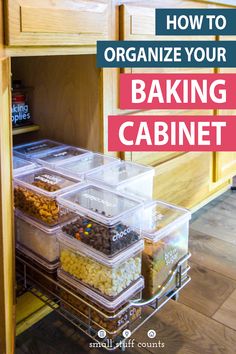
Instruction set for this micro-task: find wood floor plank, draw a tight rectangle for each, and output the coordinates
[191,192,236,245]
[132,300,236,354]
[179,263,236,317]
[213,290,236,331]
[189,229,236,280]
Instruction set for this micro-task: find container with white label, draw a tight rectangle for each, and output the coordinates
[140,200,191,298]
[58,184,143,256]
[14,167,82,226]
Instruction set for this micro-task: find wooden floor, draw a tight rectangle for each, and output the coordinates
[16,189,236,354]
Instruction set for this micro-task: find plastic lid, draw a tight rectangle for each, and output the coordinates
[58,233,144,267]
[13,155,37,176]
[56,153,119,178]
[34,146,92,167]
[58,184,143,226]
[14,167,82,197]
[16,244,59,272]
[15,209,77,234]
[141,200,191,242]
[87,161,154,187]
[13,139,65,158]
[58,269,144,311]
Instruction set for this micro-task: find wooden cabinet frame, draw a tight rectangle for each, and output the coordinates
[0,57,14,354]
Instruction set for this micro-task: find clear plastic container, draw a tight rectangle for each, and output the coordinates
[56,153,119,179]
[34,146,92,169]
[14,168,82,225]
[141,201,191,299]
[87,161,155,200]
[13,155,37,176]
[59,275,143,337]
[13,139,65,159]
[15,210,76,266]
[57,234,144,299]
[58,184,143,256]
[58,266,144,311]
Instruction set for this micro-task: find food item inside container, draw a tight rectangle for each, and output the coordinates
[142,232,188,298]
[14,168,81,225]
[60,287,141,335]
[59,246,142,298]
[62,216,139,256]
[140,201,190,299]
[14,186,60,224]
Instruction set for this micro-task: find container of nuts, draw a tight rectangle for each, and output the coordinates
[58,184,143,256]
[59,271,143,338]
[57,233,144,299]
[14,168,82,226]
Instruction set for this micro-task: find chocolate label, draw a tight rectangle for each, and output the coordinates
[113,227,131,241]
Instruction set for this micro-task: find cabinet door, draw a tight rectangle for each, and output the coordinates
[5,0,111,46]
[0,57,14,354]
[153,152,212,208]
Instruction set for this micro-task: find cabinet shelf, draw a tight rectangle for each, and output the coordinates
[13,124,40,136]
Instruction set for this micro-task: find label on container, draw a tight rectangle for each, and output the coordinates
[35,174,62,186]
[82,193,116,209]
[26,143,48,153]
[112,227,132,242]
[164,248,178,266]
[12,103,31,125]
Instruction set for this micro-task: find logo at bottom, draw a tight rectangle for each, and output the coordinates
[97,330,107,339]
[122,329,132,338]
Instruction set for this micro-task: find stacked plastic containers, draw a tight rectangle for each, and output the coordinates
[57,184,145,334]
[13,140,84,276]
[140,201,191,299]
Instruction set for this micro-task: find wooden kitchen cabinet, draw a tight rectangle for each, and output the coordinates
[154,152,212,208]
[5,0,111,47]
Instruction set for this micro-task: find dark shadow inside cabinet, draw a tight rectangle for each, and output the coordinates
[11,55,102,152]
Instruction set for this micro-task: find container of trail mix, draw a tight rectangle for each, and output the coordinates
[140,201,191,299]
[14,168,82,226]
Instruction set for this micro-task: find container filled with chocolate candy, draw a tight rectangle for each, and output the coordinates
[14,168,82,226]
[58,184,143,256]
[140,201,191,299]
[34,146,92,169]
[59,272,143,338]
[57,233,144,299]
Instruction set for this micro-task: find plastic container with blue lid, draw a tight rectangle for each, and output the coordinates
[13,139,65,159]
